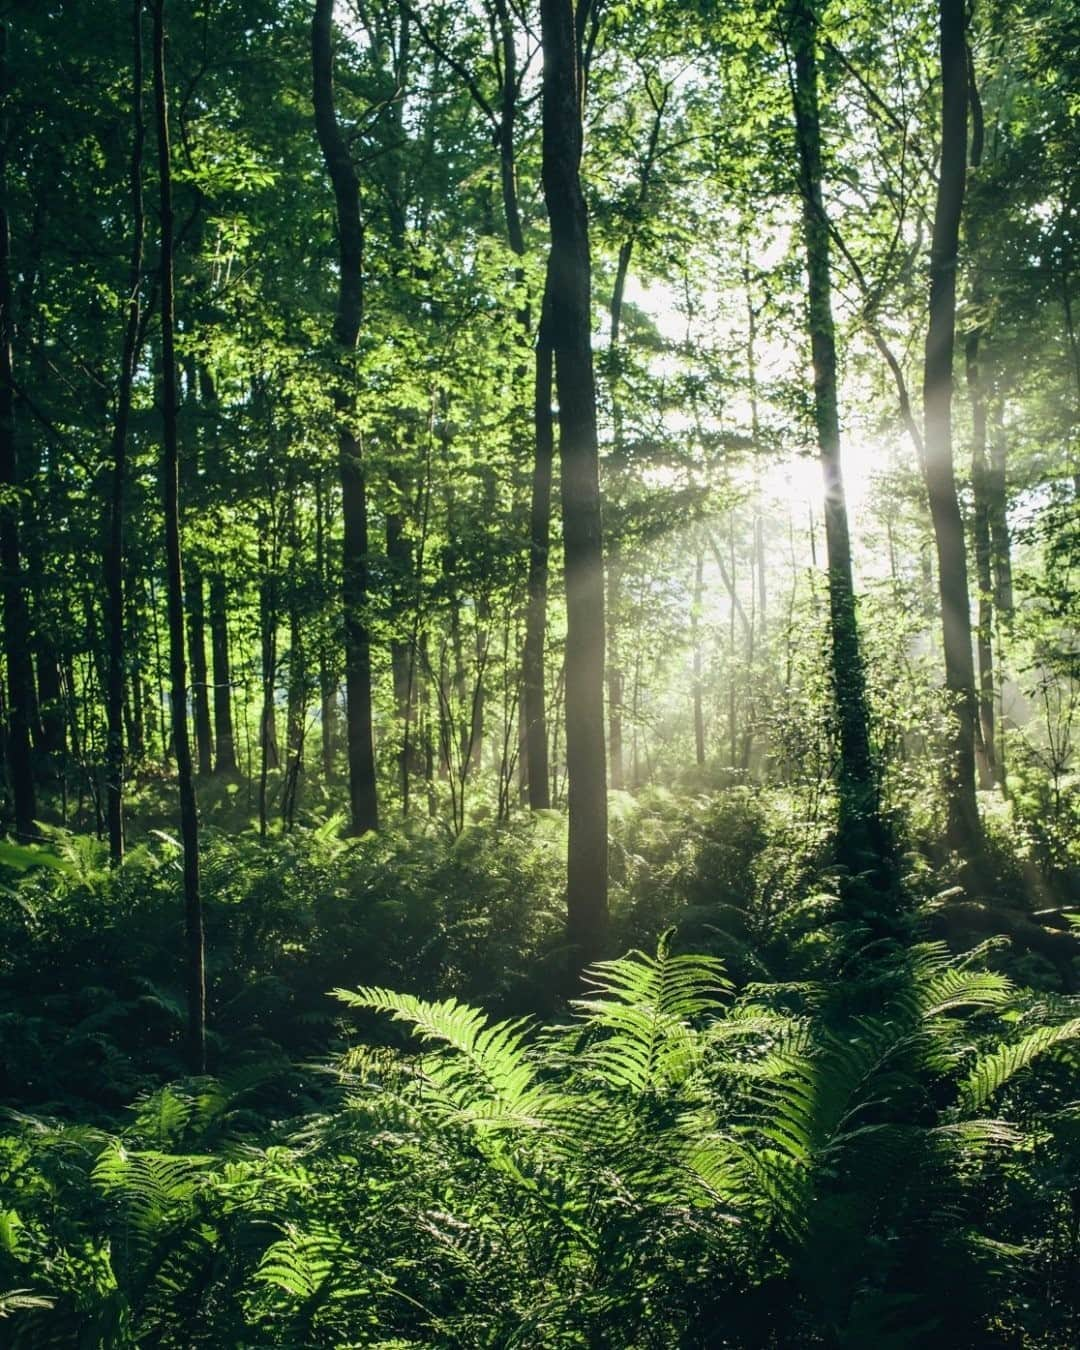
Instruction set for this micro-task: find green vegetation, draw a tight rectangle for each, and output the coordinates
[2,0,1079,1343]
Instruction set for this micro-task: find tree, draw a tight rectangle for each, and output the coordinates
[104,0,147,864]
[923,0,981,858]
[540,0,608,968]
[0,23,36,842]
[785,0,890,881]
[312,0,379,836]
[153,0,205,1072]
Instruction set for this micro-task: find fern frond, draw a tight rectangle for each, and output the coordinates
[571,946,729,1094]
[918,967,1014,1018]
[958,1017,1080,1112]
[332,988,553,1128]
[0,1289,56,1318]
[256,1222,337,1300]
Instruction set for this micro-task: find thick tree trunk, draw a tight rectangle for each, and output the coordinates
[208,571,237,772]
[153,0,205,1073]
[312,0,378,835]
[923,0,981,858]
[789,0,889,876]
[541,0,607,968]
[0,26,37,840]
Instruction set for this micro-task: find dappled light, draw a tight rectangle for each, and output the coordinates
[1,0,1079,1343]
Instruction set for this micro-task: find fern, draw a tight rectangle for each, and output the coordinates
[571,942,731,1094]
[0,1289,56,1318]
[256,1223,338,1299]
[332,988,557,1129]
[958,1017,1080,1112]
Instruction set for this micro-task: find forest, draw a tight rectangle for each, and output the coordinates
[0,0,1079,1343]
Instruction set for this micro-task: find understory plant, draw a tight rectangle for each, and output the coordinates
[2,938,1080,1346]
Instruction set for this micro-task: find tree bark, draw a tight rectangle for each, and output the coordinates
[988,397,1012,619]
[312,0,379,835]
[36,638,65,759]
[788,0,889,876]
[606,560,624,789]
[153,0,205,1073]
[186,561,213,776]
[692,549,706,767]
[523,326,553,809]
[541,0,607,968]
[0,25,37,840]
[922,0,981,858]
[387,464,415,805]
[966,330,997,787]
[208,571,236,772]
[315,471,336,780]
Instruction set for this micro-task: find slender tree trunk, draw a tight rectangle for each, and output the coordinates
[923,0,981,858]
[153,0,204,1073]
[692,548,705,767]
[607,560,624,790]
[0,26,36,840]
[208,571,236,772]
[36,639,65,758]
[728,520,737,768]
[966,330,997,786]
[312,0,378,835]
[988,397,1013,619]
[187,561,213,776]
[257,515,280,776]
[485,0,555,809]
[283,596,306,829]
[541,0,607,968]
[315,472,335,780]
[387,465,415,806]
[523,325,553,808]
[789,0,889,876]
[125,571,147,764]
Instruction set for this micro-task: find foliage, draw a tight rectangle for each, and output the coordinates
[2,939,1080,1346]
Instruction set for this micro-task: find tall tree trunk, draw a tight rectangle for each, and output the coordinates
[283,597,306,830]
[922,0,981,858]
[988,397,1012,619]
[36,638,65,758]
[692,548,705,767]
[541,0,607,968]
[523,326,553,808]
[606,560,624,789]
[257,513,280,777]
[315,471,336,780]
[126,570,147,763]
[385,20,417,811]
[153,0,204,1073]
[0,25,37,840]
[312,0,378,835]
[484,0,555,809]
[966,330,997,787]
[387,465,415,806]
[187,561,213,775]
[789,0,889,876]
[208,571,236,772]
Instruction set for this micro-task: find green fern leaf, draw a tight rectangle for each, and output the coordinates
[958,1017,1080,1112]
